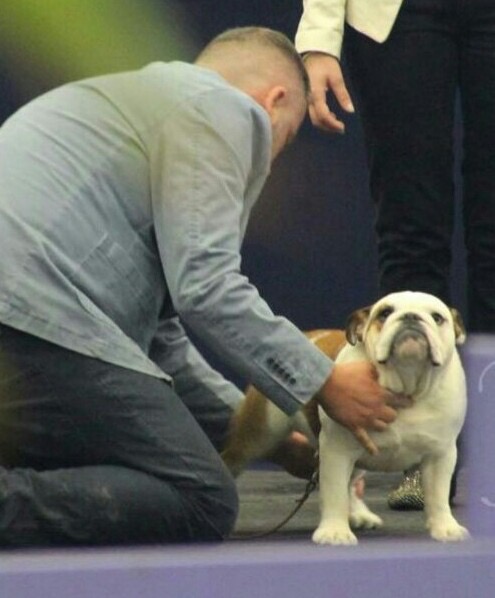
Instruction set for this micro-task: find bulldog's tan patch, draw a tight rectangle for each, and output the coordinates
[345,307,371,344]
[450,308,466,344]
[307,329,346,357]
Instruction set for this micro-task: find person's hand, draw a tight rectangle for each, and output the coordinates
[316,361,403,455]
[303,52,355,134]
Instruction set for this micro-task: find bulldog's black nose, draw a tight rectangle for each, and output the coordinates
[401,312,421,322]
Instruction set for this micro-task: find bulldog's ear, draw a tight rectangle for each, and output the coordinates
[346,306,371,345]
[451,308,466,345]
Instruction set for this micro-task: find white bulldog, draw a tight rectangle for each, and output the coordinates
[313,291,469,545]
[222,291,469,545]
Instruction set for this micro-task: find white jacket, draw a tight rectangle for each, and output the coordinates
[295,0,403,58]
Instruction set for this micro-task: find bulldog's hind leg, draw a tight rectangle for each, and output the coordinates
[349,472,383,530]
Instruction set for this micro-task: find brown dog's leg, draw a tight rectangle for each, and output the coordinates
[221,385,276,477]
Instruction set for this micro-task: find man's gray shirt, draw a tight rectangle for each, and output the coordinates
[0,62,333,414]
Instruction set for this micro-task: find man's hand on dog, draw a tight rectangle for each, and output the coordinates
[317,361,410,455]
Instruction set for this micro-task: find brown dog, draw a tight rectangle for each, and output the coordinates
[221,328,346,477]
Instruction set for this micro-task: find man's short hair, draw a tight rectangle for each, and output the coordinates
[196,27,310,98]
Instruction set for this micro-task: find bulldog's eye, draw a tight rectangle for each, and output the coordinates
[377,307,394,322]
[432,312,445,325]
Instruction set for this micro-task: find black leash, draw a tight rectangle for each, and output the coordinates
[232,462,319,540]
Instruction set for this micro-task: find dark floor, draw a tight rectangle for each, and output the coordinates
[232,467,468,542]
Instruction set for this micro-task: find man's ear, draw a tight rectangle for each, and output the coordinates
[258,85,287,118]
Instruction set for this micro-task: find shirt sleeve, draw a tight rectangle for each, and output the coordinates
[149,315,244,408]
[149,87,333,414]
[295,0,347,59]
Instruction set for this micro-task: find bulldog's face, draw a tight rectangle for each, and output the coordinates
[346,291,466,368]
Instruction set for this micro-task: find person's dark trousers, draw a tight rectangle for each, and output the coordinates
[0,324,238,546]
[344,0,495,333]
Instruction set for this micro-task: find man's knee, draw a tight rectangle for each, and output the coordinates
[188,468,239,541]
[99,465,239,544]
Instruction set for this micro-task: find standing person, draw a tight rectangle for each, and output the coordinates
[296,0,495,507]
[0,27,398,546]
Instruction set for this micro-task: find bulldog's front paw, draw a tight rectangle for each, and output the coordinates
[312,523,358,546]
[428,517,470,542]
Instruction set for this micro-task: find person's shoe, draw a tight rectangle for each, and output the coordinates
[387,468,424,511]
